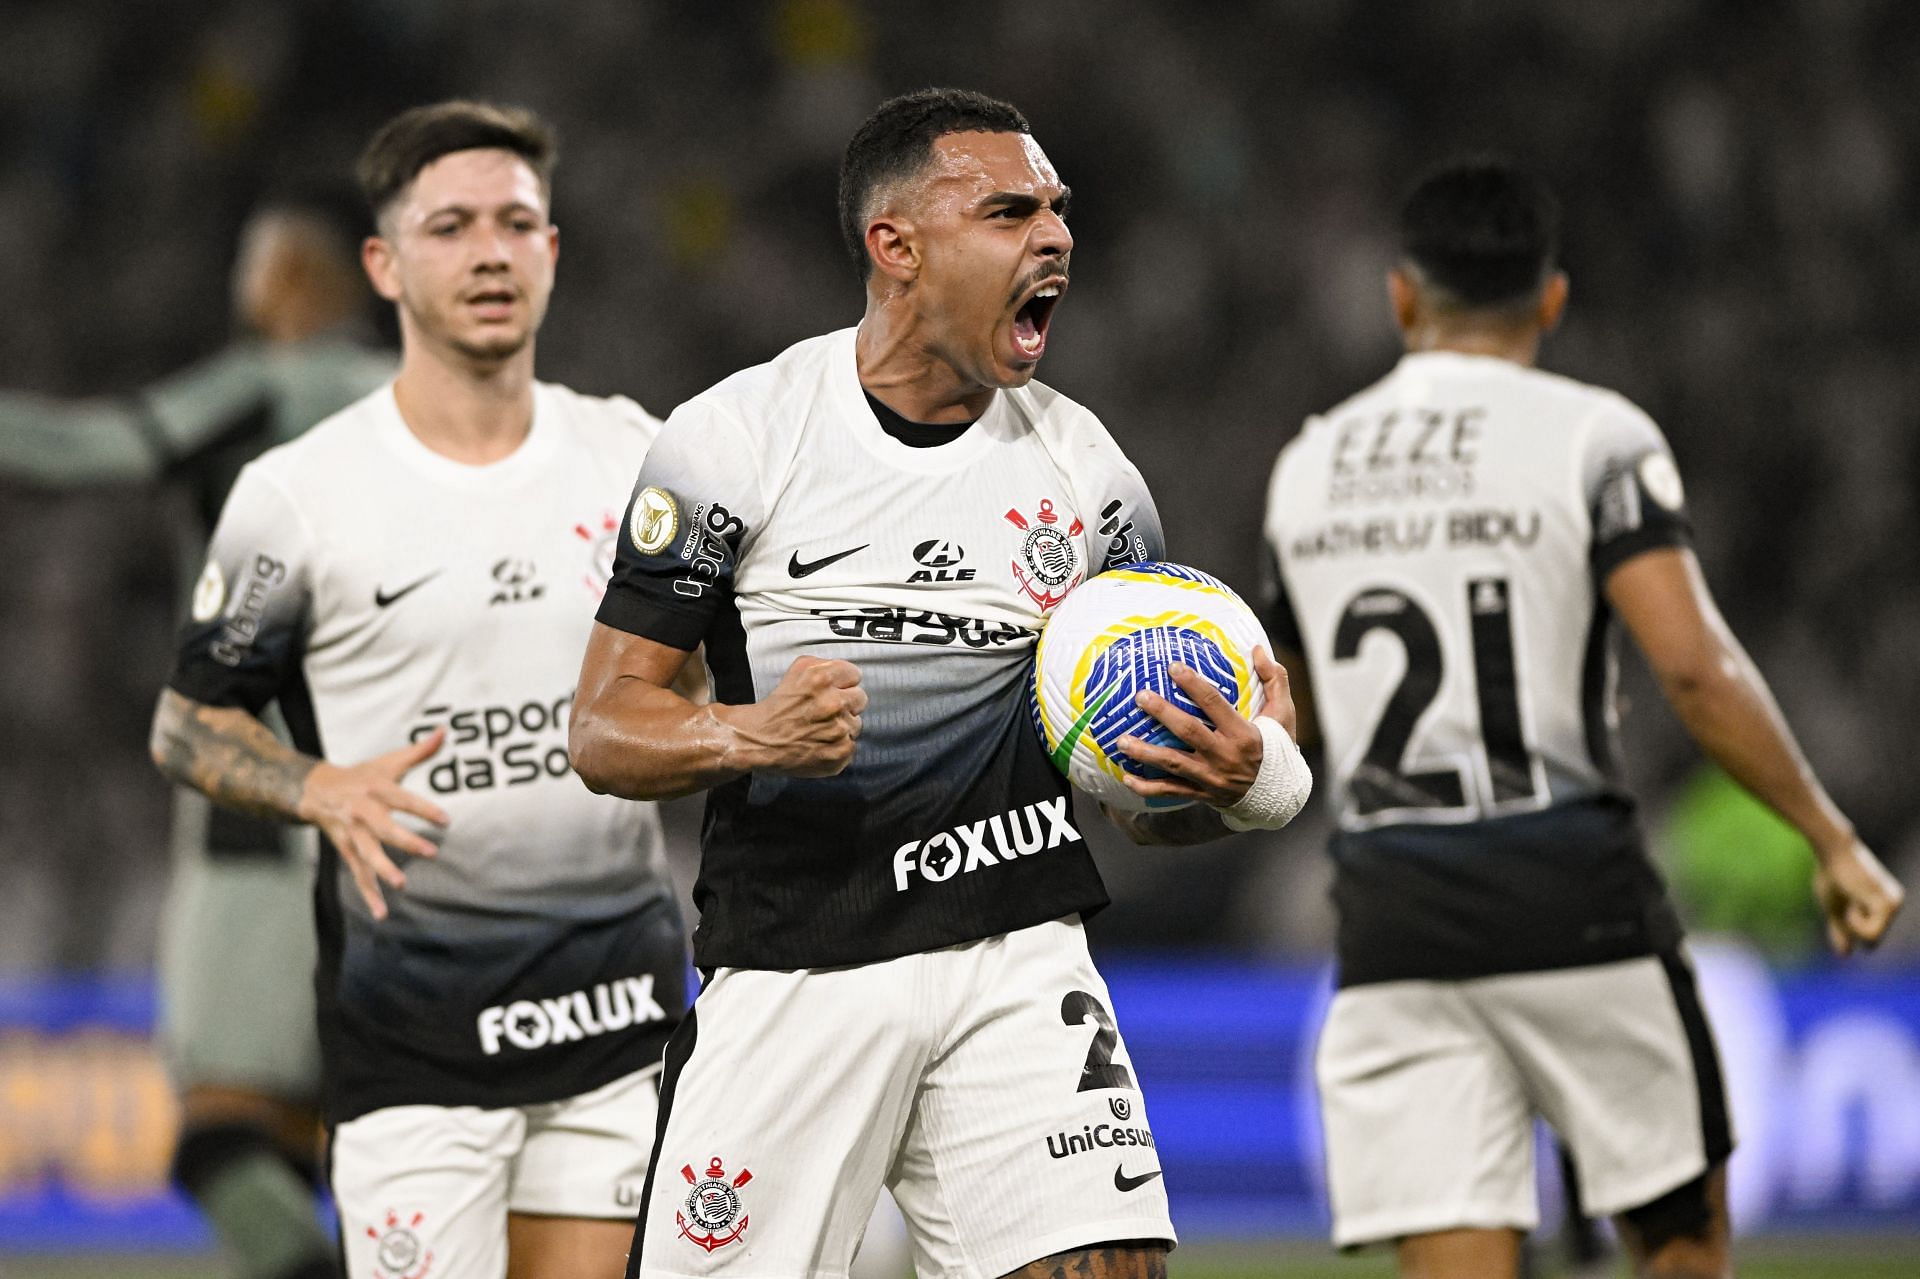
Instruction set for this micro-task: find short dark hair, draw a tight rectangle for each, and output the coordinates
[838,87,1031,280]
[357,100,557,225]
[1399,160,1560,309]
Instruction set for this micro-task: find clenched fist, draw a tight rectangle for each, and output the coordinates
[727,655,867,778]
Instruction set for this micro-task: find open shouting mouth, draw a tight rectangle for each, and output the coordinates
[1011,274,1067,361]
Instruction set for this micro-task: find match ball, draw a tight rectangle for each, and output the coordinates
[1030,562,1270,815]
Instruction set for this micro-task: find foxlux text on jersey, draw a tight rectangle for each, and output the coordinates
[407,694,575,793]
[477,975,668,1056]
[892,797,1081,892]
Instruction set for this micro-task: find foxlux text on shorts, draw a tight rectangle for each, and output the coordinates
[477,975,667,1056]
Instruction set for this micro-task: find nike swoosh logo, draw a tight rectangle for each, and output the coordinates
[787,544,868,578]
[1114,1166,1163,1193]
[1051,679,1121,774]
[374,571,441,608]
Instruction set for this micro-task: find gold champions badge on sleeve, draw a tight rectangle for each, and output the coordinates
[630,486,679,555]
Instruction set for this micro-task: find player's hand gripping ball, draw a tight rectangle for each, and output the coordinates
[1030,562,1271,815]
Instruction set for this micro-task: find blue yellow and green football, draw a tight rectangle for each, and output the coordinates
[1030,562,1270,814]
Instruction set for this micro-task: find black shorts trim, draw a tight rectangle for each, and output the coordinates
[626,1001,699,1279]
[1658,949,1734,1168]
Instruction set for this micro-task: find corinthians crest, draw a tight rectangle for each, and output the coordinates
[677,1156,753,1252]
[574,509,621,597]
[367,1208,433,1279]
[1005,498,1084,610]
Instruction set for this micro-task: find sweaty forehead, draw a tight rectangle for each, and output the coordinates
[923,130,1060,201]
[398,148,547,221]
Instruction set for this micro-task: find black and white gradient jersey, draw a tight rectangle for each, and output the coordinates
[1265,352,1691,986]
[167,382,686,1122]
[598,327,1165,971]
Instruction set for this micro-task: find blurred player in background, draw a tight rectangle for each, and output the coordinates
[150,101,688,1279]
[0,189,390,1279]
[1263,160,1904,1279]
[571,86,1304,1279]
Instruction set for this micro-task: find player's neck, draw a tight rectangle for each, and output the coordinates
[1404,323,1542,368]
[855,301,996,424]
[391,339,537,465]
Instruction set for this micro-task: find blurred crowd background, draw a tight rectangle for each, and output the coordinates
[3,0,1918,972]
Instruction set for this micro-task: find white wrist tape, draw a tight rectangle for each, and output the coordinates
[1217,717,1312,832]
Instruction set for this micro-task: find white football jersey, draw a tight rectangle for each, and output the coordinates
[170,381,687,1119]
[598,326,1166,971]
[1267,351,1690,833]
[1264,351,1693,987]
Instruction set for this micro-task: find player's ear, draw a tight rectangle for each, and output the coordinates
[866,213,919,285]
[362,233,402,302]
[1538,270,1569,333]
[1387,267,1419,334]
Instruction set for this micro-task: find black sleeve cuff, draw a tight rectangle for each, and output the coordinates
[1592,520,1692,584]
[167,667,275,715]
[595,584,711,651]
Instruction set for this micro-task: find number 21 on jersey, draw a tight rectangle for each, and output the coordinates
[1333,575,1544,826]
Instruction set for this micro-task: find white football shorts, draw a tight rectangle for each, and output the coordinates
[332,1063,661,1279]
[1316,950,1733,1247]
[627,916,1175,1279]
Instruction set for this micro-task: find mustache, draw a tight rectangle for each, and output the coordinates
[1007,262,1070,308]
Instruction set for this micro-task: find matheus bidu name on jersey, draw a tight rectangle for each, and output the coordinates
[892,797,1082,892]
[1288,507,1543,562]
[477,975,668,1056]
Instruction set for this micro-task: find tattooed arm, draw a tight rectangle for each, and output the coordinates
[150,687,450,919]
[150,687,318,820]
